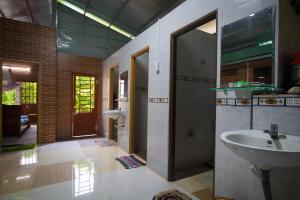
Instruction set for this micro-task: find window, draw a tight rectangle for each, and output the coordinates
[75,76,95,113]
[2,90,17,105]
[21,82,37,104]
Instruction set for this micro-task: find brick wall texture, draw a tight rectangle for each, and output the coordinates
[0,18,103,143]
[56,53,102,140]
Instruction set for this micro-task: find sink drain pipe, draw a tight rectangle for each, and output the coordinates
[261,169,273,200]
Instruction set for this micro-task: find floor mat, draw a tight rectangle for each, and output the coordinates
[1,143,36,152]
[153,189,192,200]
[115,155,145,169]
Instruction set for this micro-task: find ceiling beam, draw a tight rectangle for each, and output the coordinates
[24,0,36,23]
[136,0,185,34]
[58,28,129,43]
[104,0,131,55]
[52,0,57,27]
[110,0,130,25]
[83,0,90,15]
[0,6,6,18]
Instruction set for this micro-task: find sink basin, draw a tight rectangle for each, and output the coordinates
[103,109,124,120]
[221,130,300,169]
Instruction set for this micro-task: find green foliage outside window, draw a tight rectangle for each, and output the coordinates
[75,76,95,113]
[2,90,17,105]
[21,82,37,104]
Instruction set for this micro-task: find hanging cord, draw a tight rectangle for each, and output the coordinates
[156,18,160,74]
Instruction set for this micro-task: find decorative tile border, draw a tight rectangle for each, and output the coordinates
[217,97,300,107]
[176,76,215,84]
[259,97,285,106]
[148,98,169,103]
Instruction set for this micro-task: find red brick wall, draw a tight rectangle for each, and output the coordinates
[0,18,57,143]
[0,18,103,143]
[56,53,102,140]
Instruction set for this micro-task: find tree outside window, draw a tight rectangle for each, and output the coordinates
[21,82,37,104]
[75,76,95,113]
[2,90,17,105]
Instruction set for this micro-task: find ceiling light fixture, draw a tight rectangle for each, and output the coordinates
[57,0,85,14]
[2,66,31,72]
[110,24,132,38]
[85,12,110,27]
[57,0,135,39]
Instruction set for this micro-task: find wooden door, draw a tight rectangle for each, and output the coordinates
[72,75,97,137]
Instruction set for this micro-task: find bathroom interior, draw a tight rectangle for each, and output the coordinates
[0,0,300,200]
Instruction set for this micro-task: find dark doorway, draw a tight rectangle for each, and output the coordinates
[169,12,218,198]
[109,65,119,142]
[133,52,149,161]
[1,60,39,146]
[129,47,149,162]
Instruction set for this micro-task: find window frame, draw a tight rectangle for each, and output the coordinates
[21,82,37,104]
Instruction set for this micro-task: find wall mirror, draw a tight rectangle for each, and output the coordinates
[221,6,276,86]
[120,71,128,99]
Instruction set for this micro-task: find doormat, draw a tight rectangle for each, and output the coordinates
[99,140,116,147]
[1,143,36,152]
[152,189,192,200]
[115,155,145,169]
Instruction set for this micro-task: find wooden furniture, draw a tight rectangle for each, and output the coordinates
[3,105,30,137]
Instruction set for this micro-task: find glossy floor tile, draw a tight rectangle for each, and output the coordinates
[0,138,201,200]
[174,170,214,193]
[193,188,213,200]
[2,125,37,146]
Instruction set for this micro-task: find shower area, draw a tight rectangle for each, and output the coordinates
[133,51,149,161]
[170,14,217,181]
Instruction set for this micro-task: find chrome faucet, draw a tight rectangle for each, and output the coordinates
[264,124,286,139]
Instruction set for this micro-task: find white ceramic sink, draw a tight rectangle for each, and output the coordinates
[103,109,124,120]
[221,130,300,169]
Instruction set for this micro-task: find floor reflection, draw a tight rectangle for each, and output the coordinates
[20,150,37,165]
[73,160,95,197]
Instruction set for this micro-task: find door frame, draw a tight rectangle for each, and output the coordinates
[72,72,99,138]
[108,64,119,141]
[0,58,41,145]
[129,46,149,154]
[168,11,218,183]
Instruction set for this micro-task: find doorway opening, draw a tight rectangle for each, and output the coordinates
[109,65,120,142]
[129,47,149,162]
[1,60,40,146]
[72,74,98,137]
[169,12,217,199]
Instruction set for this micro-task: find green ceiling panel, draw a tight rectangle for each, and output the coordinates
[57,0,185,59]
